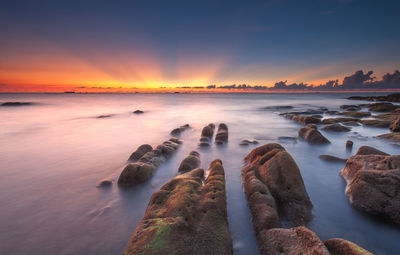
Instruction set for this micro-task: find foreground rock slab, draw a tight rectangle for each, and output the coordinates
[123,160,233,255]
[340,149,400,225]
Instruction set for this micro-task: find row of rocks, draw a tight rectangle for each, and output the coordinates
[347,93,400,102]
[123,160,233,254]
[199,123,229,146]
[242,143,371,255]
[118,138,182,187]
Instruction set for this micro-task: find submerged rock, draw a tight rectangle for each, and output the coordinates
[322,117,360,125]
[239,139,259,146]
[346,140,354,150]
[170,124,190,136]
[277,136,297,143]
[324,238,373,255]
[133,110,144,114]
[242,143,313,228]
[261,105,294,110]
[118,138,182,186]
[128,144,153,162]
[340,152,400,225]
[215,123,228,144]
[360,119,391,128]
[96,178,113,188]
[338,111,371,118]
[1,102,34,106]
[178,151,200,173]
[319,155,347,163]
[260,227,330,255]
[340,105,361,111]
[377,132,400,142]
[123,160,233,255]
[321,123,351,132]
[96,114,114,118]
[283,114,322,125]
[298,124,330,144]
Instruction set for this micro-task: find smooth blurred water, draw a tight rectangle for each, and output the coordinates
[0,93,399,255]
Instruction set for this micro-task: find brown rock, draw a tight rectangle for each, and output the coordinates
[123,160,233,255]
[368,102,399,112]
[360,119,391,128]
[338,111,371,118]
[215,123,228,144]
[346,140,353,150]
[377,132,400,142]
[321,123,351,132]
[170,124,190,136]
[319,154,347,163]
[390,118,400,132]
[178,151,201,173]
[199,123,215,147]
[340,154,400,224]
[128,144,153,162]
[259,227,330,255]
[299,125,330,144]
[322,117,360,125]
[324,238,373,255]
[356,146,388,156]
[291,115,322,125]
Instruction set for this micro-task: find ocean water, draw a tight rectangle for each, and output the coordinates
[0,93,399,255]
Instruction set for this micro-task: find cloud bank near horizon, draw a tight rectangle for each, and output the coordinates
[171,70,400,91]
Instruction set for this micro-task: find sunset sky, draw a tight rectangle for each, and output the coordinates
[1,0,400,92]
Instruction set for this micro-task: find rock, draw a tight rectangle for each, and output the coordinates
[199,123,215,147]
[374,110,400,122]
[122,160,233,255]
[321,123,351,132]
[215,123,228,144]
[321,117,360,125]
[346,140,353,150]
[340,105,361,111]
[259,227,330,255]
[128,144,153,162]
[261,105,294,110]
[347,96,375,101]
[342,121,360,126]
[240,139,259,146]
[118,138,182,186]
[284,114,321,125]
[356,146,388,156]
[1,102,34,106]
[368,102,399,112]
[170,124,190,136]
[360,119,391,128]
[96,114,114,118]
[178,151,201,173]
[299,125,330,144]
[133,110,144,114]
[319,155,347,163]
[377,132,400,142]
[340,153,400,225]
[347,93,400,103]
[324,238,373,255]
[326,110,339,115]
[390,118,400,132]
[96,178,113,188]
[243,143,313,227]
[277,136,297,143]
[338,111,371,118]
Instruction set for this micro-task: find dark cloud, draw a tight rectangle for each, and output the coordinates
[341,70,374,88]
[75,86,86,88]
[207,85,216,89]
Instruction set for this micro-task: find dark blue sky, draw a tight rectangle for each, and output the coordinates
[1,0,400,89]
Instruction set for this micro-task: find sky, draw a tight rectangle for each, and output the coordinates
[0,0,400,92]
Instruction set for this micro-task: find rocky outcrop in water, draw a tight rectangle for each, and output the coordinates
[390,118,400,132]
[118,138,182,186]
[128,144,153,162]
[347,93,400,102]
[96,114,114,118]
[282,114,322,125]
[123,160,233,255]
[324,238,374,255]
[239,139,259,146]
[199,123,215,147]
[299,124,330,144]
[321,123,351,132]
[178,151,200,173]
[355,146,388,156]
[340,105,361,111]
[170,124,190,136]
[340,148,400,225]
[321,117,360,125]
[215,123,228,144]
[133,110,144,114]
[346,140,354,150]
[360,119,391,128]
[338,111,371,118]
[368,102,399,112]
[319,155,347,163]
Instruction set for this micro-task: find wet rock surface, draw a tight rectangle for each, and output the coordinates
[178,151,200,173]
[321,123,351,132]
[347,93,400,102]
[215,123,228,144]
[1,102,34,106]
[321,117,360,125]
[170,124,190,136]
[338,111,371,118]
[367,102,399,112]
[199,123,215,147]
[118,138,182,186]
[390,118,400,132]
[340,149,400,225]
[377,132,400,142]
[128,144,153,162]
[324,238,374,255]
[123,160,233,255]
[360,119,391,128]
[133,110,144,114]
[283,114,322,125]
[299,124,330,144]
